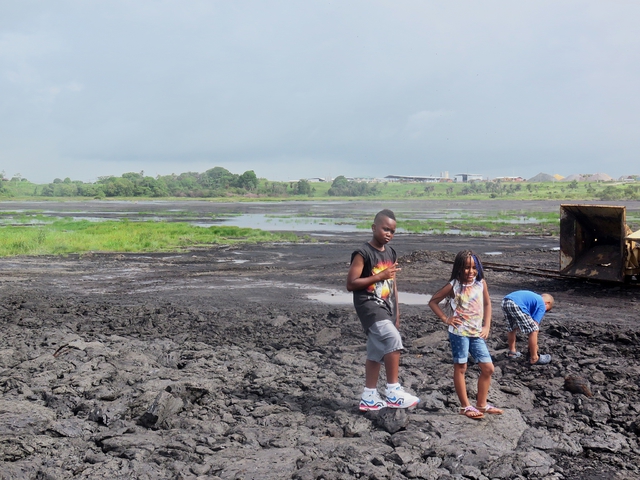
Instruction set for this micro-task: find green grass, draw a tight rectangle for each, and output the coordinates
[626,213,640,232]
[274,180,639,201]
[0,220,300,257]
[2,179,639,201]
[352,210,561,235]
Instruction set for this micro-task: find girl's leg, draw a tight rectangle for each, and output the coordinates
[476,361,495,407]
[449,333,475,412]
[468,339,502,414]
[453,363,469,406]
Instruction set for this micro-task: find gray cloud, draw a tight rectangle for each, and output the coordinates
[1,1,639,183]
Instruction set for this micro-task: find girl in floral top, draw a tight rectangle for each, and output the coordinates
[429,250,502,420]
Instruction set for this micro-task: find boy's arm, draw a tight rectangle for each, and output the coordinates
[394,278,400,328]
[346,254,399,292]
[479,282,492,339]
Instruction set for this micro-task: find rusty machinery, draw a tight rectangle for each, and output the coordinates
[560,204,640,283]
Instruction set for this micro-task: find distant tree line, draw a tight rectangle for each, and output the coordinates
[34,167,318,198]
[598,184,640,201]
[5,168,639,200]
[28,169,382,198]
[0,172,29,194]
[327,176,379,196]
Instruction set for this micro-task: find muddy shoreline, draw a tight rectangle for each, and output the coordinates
[1,231,639,479]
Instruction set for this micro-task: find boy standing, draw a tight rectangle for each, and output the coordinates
[502,290,554,365]
[347,209,420,411]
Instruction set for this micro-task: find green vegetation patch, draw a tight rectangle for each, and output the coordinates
[0,219,299,257]
[626,212,640,232]
[355,210,561,235]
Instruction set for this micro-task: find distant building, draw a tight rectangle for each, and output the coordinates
[385,175,448,183]
[347,177,380,183]
[455,173,484,183]
[494,176,525,182]
[619,175,639,182]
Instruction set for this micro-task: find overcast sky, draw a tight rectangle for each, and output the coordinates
[1,1,639,184]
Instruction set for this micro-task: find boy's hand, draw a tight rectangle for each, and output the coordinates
[347,256,401,292]
[378,262,400,280]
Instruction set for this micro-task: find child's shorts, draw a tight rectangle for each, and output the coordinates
[448,332,492,364]
[502,298,540,334]
[366,320,404,363]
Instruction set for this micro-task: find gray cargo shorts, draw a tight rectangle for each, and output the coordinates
[366,319,404,363]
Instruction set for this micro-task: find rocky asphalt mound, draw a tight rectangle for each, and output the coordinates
[0,240,639,479]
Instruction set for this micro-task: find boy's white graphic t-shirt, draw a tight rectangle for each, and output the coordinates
[447,279,485,337]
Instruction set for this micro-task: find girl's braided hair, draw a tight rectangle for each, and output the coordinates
[449,249,484,283]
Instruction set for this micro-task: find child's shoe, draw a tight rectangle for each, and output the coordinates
[530,354,551,365]
[359,390,388,411]
[384,384,420,409]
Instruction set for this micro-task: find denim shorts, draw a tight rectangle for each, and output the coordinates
[448,332,492,364]
[366,320,404,363]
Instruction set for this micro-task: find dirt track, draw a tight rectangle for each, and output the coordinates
[1,231,639,479]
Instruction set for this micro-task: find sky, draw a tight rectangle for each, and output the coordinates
[1,1,639,184]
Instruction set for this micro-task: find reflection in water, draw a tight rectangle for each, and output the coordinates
[197,214,362,232]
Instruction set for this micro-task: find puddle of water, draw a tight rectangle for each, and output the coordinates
[307,289,431,305]
[209,214,361,232]
[215,258,250,264]
[200,279,432,305]
[440,229,511,236]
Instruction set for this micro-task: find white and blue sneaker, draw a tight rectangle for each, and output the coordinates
[359,389,388,411]
[384,384,419,409]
